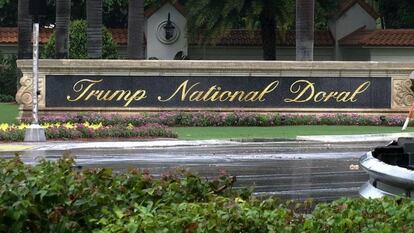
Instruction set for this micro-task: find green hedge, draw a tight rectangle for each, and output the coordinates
[0,54,17,102]
[0,94,14,103]
[24,112,406,127]
[1,156,414,232]
[0,123,177,141]
[41,20,118,59]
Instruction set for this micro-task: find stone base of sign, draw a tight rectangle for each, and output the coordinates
[24,124,46,142]
[15,59,414,120]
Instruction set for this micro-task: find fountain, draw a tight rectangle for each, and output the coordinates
[359,137,414,199]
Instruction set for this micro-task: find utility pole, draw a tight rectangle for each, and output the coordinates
[24,0,47,142]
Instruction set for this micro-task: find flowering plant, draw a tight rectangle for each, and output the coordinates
[0,123,177,141]
[21,112,407,127]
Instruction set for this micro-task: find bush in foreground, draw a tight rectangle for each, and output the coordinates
[22,112,407,127]
[1,157,414,232]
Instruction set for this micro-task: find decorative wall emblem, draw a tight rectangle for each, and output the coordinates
[156,13,180,44]
[16,74,44,108]
[393,79,414,107]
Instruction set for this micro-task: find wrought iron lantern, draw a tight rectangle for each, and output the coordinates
[164,13,175,40]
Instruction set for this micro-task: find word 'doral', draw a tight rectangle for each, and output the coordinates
[284,80,371,103]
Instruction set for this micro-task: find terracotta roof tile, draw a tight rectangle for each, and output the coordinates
[191,30,334,47]
[108,28,128,45]
[334,0,380,20]
[0,27,128,45]
[0,27,53,44]
[0,27,17,43]
[0,27,334,47]
[339,28,414,46]
[39,29,54,43]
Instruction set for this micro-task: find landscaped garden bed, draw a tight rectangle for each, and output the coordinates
[0,123,177,141]
[21,112,407,127]
[1,156,414,232]
[1,112,412,141]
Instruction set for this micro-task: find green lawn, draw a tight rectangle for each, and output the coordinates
[173,126,414,140]
[0,103,18,124]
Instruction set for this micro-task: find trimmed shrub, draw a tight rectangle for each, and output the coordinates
[0,94,14,102]
[41,20,118,59]
[21,112,407,127]
[0,123,176,141]
[1,157,414,232]
[0,54,17,101]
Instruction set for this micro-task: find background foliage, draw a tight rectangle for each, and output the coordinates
[1,0,413,29]
[41,20,118,59]
[0,52,17,102]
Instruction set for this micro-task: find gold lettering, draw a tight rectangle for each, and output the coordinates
[85,90,105,101]
[243,91,259,102]
[219,91,232,101]
[323,92,338,102]
[284,80,370,103]
[66,78,146,106]
[189,91,204,101]
[158,80,278,103]
[257,81,279,102]
[313,91,326,102]
[349,81,370,102]
[202,86,219,101]
[67,79,102,101]
[336,92,351,102]
[234,91,246,101]
[209,87,224,101]
[124,90,147,107]
[157,80,199,102]
[284,80,314,103]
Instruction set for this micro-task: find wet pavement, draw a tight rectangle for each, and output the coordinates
[0,139,392,201]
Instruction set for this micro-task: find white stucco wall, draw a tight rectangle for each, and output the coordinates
[145,2,187,60]
[370,48,414,62]
[340,47,371,61]
[329,3,377,40]
[328,3,377,60]
[0,45,17,57]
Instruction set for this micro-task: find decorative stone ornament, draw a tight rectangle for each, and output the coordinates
[156,13,180,44]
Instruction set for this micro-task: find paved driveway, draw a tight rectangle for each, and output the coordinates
[0,139,388,201]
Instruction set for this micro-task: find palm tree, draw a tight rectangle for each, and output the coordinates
[18,0,32,59]
[260,0,277,60]
[87,0,103,58]
[295,0,314,61]
[184,0,290,60]
[55,0,71,58]
[127,0,145,59]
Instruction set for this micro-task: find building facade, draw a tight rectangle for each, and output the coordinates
[1,0,414,61]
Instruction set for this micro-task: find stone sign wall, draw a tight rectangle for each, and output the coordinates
[16,60,414,118]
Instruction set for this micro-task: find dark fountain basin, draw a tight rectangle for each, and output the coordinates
[359,137,414,199]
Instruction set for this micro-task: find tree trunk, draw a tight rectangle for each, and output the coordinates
[56,0,71,58]
[260,1,276,60]
[127,0,145,59]
[87,0,102,58]
[296,0,314,61]
[18,0,32,59]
